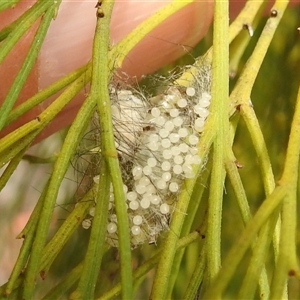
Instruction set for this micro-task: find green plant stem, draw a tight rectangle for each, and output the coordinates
[0,148,27,192]
[230,0,289,120]
[270,77,300,299]
[225,154,251,223]
[238,213,279,300]
[240,105,275,195]
[202,2,290,298]
[71,162,110,299]
[166,63,216,294]
[229,0,264,43]
[18,180,50,239]
[205,0,229,286]
[5,181,49,295]
[4,184,93,295]
[202,185,286,299]
[149,59,216,299]
[40,189,94,273]
[0,120,40,162]
[89,1,134,299]
[0,1,32,41]
[0,0,52,64]
[225,153,271,298]
[22,88,95,300]
[99,232,200,300]
[150,0,228,295]
[5,64,88,128]
[167,157,212,297]
[22,154,57,164]
[230,0,288,278]
[183,245,206,300]
[175,0,264,108]
[229,0,264,77]
[150,167,208,299]
[149,178,195,299]
[0,69,90,168]
[0,2,61,130]
[0,0,21,11]
[41,263,84,300]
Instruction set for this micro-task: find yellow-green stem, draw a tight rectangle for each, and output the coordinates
[89,1,133,299]
[71,162,110,299]
[202,186,285,299]
[22,90,95,299]
[99,232,200,300]
[205,0,229,286]
[270,72,300,299]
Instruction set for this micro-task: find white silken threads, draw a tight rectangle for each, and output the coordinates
[81,65,212,248]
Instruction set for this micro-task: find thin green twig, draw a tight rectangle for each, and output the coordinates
[225,151,271,298]
[270,77,300,299]
[40,188,95,273]
[229,2,289,289]
[89,1,134,299]
[0,1,62,130]
[202,185,285,299]
[205,0,229,286]
[4,64,88,128]
[5,183,48,295]
[0,0,21,12]
[0,69,90,167]
[22,89,95,299]
[41,263,84,300]
[0,148,27,192]
[0,0,51,64]
[99,232,200,300]
[183,245,206,300]
[70,162,110,299]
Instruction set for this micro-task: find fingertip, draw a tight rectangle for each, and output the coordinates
[118,1,213,78]
[1,0,214,142]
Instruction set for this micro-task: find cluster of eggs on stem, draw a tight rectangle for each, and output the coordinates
[81,66,211,247]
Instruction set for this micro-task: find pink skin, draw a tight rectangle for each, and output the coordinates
[0,0,298,142]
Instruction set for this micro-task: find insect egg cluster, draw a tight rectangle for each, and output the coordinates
[81,67,212,247]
